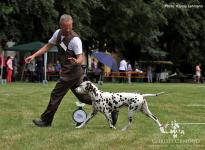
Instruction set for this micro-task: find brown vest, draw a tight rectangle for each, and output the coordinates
[56,30,83,79]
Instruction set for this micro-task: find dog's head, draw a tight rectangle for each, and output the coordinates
[75,81,98,95]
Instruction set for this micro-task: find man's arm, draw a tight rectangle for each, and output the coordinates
[68,54,84,64]
[25,43,54,63]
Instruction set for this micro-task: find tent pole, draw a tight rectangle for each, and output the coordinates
[43,52,48,84]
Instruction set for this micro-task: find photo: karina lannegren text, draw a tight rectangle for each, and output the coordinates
[164,3,204,9]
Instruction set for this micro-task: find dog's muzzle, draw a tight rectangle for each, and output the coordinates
[75,85,85,94]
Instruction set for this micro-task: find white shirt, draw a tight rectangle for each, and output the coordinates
[48,29,82,55]
[119,59,127,71]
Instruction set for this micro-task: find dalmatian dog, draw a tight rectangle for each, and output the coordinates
[75,81,165,133]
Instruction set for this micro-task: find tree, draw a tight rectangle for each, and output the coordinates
[1,0,58,43]
[89,0,167,63]
[161,0,205,72]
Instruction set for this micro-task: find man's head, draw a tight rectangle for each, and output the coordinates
[59,14,73,36]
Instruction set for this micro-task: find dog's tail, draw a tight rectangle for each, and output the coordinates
[142,92,164,98]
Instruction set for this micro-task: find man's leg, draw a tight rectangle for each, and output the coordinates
[33,78,77,127]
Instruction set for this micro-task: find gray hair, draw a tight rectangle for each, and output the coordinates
[59,14,73,23]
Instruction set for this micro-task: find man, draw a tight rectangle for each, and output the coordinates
[25,14,118,127]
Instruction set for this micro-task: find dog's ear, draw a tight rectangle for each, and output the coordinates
[85,82,91,91]
[86,82,95,92]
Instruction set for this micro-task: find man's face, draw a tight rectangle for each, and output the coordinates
[60,20,73,36]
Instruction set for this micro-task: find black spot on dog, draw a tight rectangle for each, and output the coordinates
[129,117,132,122]
[108,102,112,107]
[113,100,118,105]
[134,106,138,110]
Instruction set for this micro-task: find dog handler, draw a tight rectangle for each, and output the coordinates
[25,14,118,127]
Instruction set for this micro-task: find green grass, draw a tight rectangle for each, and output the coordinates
[0,82,205,150]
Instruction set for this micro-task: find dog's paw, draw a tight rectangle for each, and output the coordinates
[109,125,116,130]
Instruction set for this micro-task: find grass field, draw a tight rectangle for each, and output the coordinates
[0,82,205,150]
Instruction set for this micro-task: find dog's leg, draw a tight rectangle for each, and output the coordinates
[141,100,165,133]
[121,107,134,131]
[76,108,98,129]
[104,112,116,129]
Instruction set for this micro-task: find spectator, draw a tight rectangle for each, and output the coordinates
[147,65,153,83]
[12,54,18,82]
[195,63,201,83]
[27,59,36,82]
[155,65,161,82]
[127,61,132,84]
[36,57,44,82]
[55,60,61,74]
[91,59,101,83]
[119,58,127,83]
[6,56,14,83]
[91,58,101,83]
[81,65,88,81]
[54,60,61,79]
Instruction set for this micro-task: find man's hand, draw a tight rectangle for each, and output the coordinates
[25,43,54,64]
[68,54,83,64]
[68,57,78,64]
[25,55,35,63]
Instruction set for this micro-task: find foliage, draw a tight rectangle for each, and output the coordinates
[0,0,205,72]
[0,0,58,43]
[162,0,205,70]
